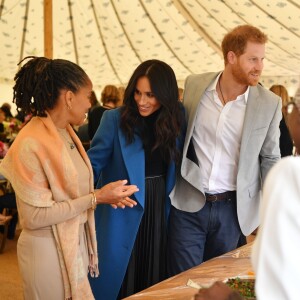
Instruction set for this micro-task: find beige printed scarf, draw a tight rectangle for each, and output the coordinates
[0,113,98,300]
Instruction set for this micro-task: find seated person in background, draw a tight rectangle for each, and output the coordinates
[0,212,12,223]
[88,84,120,140]
[0,191,18,239]
[270,84,294,157]
[1,103,13,121]
[193,96,300,300]
[0,108,6,140]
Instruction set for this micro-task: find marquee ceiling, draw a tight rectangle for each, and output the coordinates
[0,0,300,96]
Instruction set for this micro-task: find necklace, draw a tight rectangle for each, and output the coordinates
[57,128,76,150]
[218,78,226,106]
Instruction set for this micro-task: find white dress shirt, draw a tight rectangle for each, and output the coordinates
[252,157,300,300]
[192,73,249,193]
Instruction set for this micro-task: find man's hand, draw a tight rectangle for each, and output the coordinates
[95,180,138,209]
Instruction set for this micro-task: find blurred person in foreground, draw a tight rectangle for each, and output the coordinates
[269,84,293,157]
[194,97,300,300]
[0,56,138,300]
[88,59,186,300]
[168,24,282,276]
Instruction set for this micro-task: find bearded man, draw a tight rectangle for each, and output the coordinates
[167,25,282,276]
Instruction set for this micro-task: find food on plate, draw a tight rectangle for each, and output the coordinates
[225,277,255,299]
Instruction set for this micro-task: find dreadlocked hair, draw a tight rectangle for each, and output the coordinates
[13,56,90,117]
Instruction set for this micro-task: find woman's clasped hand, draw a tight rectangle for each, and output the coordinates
[95,179,138,209]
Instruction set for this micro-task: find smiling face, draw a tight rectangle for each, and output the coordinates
[231,41,265,86]
[68,79,93,126]
[134,76,161,117]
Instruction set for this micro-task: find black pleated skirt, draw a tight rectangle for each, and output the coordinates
[118,175,167,299]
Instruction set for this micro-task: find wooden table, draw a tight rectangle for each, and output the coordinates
[125,242,253,299]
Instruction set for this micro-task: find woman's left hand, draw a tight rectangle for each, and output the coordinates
[95,179,138,208]
[110,196,137,209]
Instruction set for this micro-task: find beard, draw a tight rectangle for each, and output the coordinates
[232,61,261,86]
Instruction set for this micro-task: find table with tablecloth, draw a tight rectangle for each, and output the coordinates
[124,242,254,300]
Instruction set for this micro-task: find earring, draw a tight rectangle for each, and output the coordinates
[67,105,72,110]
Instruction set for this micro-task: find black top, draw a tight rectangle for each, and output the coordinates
[140,110,167,177]
[88,106,109,140]
[280,117,293,157]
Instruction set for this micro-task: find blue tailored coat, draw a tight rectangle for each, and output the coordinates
[87,108,185,300]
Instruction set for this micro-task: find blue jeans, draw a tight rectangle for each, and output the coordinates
[167,197,242,276]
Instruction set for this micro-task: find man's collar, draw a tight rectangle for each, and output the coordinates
[207,72,249,103]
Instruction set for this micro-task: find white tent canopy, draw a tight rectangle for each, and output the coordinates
[1,0,300,105]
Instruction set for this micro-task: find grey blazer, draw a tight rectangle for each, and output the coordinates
[170,72,282,235]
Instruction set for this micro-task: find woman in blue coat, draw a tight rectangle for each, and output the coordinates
[88,59,185,300]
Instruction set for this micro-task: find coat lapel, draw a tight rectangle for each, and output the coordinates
[240,86,261,156]
[184,73,218,146]
[118,130,146,208]
[181,73,218,189]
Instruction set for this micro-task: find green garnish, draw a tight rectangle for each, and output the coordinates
[226,277,255,299]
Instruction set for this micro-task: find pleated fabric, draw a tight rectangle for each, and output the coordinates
[118,175,167,299]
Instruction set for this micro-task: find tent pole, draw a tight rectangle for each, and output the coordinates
[44,0,53,58]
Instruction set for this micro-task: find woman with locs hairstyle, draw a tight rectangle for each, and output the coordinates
[88,59,186,299]
[0,56,138,300]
